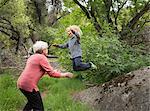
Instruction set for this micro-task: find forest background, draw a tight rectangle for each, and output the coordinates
[0,0,149,110]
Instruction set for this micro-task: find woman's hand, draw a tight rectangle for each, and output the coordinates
[61,72,73,78]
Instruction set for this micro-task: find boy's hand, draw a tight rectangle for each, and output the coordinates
[52,44,59,47]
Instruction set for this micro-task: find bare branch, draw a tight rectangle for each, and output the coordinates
[73,0,102,36]
[73,0,91,19]
[127,2,150,29]
[0,16,11,23]
[136,19,150,33]
[55,12,70,24]
[0,29,11,36]
[0,16,22,53]
[0,0,10,9]
[0,25,14,32]
[115,0,128,26]
[0,20,10,25]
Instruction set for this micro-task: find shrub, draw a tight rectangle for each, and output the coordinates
[57,30,150,83]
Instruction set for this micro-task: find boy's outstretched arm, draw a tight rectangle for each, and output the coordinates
[53,43,68,49]
[53,44,59,47]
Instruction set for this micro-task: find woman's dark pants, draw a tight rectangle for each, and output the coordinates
[19,88,44,111]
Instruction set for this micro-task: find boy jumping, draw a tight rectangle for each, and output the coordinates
[53,25,97,71]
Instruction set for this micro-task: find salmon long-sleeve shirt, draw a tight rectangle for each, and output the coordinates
[17,53,61,92]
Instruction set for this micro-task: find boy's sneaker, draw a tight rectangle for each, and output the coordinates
[90,62,97,70]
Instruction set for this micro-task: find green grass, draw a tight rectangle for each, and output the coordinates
[0,74,25,111]
[0,72,92,111]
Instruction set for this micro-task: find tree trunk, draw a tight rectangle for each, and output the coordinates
[33,0,47,24]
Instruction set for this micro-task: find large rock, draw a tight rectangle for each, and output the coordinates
[73,67,150,111]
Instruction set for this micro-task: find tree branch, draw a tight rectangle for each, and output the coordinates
[120,1,150,38]
[115,0,128,26]
[136,19,150,33]
[33,0,42,24]
[0,29,11,36]
[90,5,102,36]
[73,0,91,19]
[0,16,21,53]
[55,12,70,23]
[127,2,150,29]
[0,0,10,9]
[103,0,113,24]
[73,0,102,36]
[0,25,14,32]
[0,20,10,25]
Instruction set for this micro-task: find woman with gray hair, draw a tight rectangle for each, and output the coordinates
[17,41,73,111]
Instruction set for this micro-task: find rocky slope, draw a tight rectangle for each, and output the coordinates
[73,67,150,111]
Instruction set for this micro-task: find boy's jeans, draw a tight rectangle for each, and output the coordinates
[72,56,91,71]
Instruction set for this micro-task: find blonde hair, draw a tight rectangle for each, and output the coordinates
[33,41,48,53]
[66,25,83,37]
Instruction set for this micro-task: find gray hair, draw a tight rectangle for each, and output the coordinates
[33,41,48,53]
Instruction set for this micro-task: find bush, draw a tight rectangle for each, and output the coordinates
[57,29,150,83]
[0,74,24,111]
[50,7,150,83]
[84,35,150,83]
